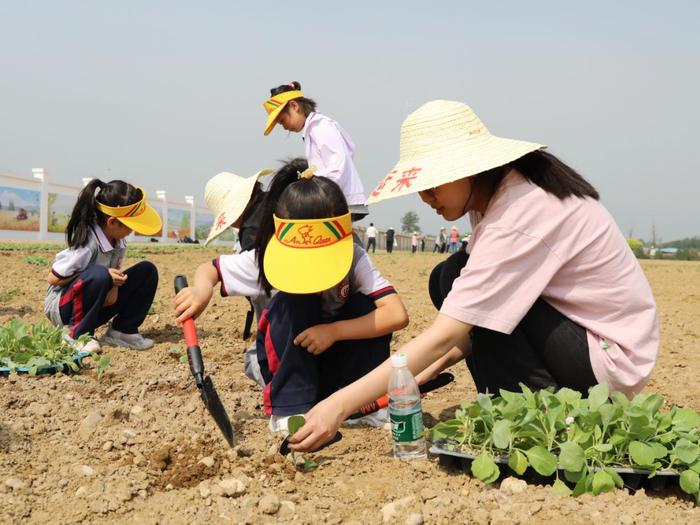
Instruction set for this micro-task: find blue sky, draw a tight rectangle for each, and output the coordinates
[1,1,698,241]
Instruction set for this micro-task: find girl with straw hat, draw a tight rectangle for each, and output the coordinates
[287,100,659,453]
[175,164,408,433]
[262,81,368,220]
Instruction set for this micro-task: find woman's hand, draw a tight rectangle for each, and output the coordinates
[103,286,118,307]
[287,397,347,452]
[108,268,128,287]
[294,323,338,355]
[174,285,213,323]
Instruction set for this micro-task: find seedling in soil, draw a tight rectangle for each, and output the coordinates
[23,255,51,266]
[95,355,112,381]
[168,346,189,363]
[0,288,20,302]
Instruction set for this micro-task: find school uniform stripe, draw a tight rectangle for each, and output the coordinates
[212,257,228,297]
[368,286,396,300]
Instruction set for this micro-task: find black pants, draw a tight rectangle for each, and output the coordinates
[386,240,394,253]
[59,261,158,338]
[256,293,390,415]
[429,251,597,394]
[367,237,376,253]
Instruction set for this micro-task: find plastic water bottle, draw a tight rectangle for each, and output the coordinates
[388,353,427,459]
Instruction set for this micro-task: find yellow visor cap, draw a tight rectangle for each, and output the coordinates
[263,212,353,294]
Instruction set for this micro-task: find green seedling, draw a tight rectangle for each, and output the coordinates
[430,382,700,502]
[95,355,112,381]
[168,346,189,363]
[0,319,90,375]
[280,416,319,472]
[0,288,20,302]
[23,255,51,266]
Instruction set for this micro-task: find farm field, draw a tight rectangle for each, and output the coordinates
[1,244,700,524]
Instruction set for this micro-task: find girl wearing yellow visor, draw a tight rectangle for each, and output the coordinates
[45,179,162,353]
[175,161,408,434]
[263,81,369,222]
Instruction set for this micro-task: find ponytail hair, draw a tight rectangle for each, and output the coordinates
[253,158,349,295]
[270,81,317,116]
[66,179,143,248]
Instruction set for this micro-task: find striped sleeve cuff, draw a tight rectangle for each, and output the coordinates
[368,286,396,300]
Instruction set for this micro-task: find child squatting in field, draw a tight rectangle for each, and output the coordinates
[174,164,408,433]
[44,179,161,353]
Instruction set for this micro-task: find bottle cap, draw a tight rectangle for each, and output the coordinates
[391,352,408,368]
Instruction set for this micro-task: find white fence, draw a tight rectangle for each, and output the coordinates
[0,169,439,251]
[0,169,223,244]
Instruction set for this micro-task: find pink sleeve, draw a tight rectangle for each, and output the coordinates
[439,226,563,333]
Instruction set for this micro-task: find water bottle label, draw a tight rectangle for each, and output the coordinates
[390,405,424,443]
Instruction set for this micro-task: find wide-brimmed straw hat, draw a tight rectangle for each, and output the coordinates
[204,169,273,246]
[96,186,162,236]
[264,212,353,294]
[366,100,546,204]
[262,90,304,136]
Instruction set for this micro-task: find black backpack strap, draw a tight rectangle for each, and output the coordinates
[243,296,254,340]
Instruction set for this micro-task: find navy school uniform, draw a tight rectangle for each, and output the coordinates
[44,225,158,338]
[213,244,396,415]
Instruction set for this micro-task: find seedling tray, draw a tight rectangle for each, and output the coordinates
[430,442,680,491]
[0,351,90,376]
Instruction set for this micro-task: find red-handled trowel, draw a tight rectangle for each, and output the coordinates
[174,275,235,447]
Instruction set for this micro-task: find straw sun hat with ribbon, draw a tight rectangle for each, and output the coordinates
[204,169,273,246]
[366,100,546,204]
[96,187,162,236]
[262,90,304,136]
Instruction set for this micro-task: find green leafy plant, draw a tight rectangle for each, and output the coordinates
[286,416,318,471]
[95,354,112,381]
[168,346,189,363]
[430,383,700,502]
[23,255,51,266]
[0,319,90,375]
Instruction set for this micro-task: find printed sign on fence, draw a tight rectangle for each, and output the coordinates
[0,185,40,231]
[48,192,76,233]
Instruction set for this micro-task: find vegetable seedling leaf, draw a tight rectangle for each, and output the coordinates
[680,469,700,496]
[491,420,510,450]
[587,383,609,412]
[523,446,557,476]
[629,441,656,466]
[507,449,528,476]
[552,478,572,497]
[471,452,500,484]
[559,441,585,473]
[287,415,306,437]
[591,470,615,495]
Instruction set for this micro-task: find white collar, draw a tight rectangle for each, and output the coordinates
[301,112,319,138]
[92,225,126,253]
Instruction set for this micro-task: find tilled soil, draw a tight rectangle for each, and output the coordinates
[1,246,699,524]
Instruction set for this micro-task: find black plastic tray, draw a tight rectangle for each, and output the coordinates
[429,442,680,491]
[0,351,90,376]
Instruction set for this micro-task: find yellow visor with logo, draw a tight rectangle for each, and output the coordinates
[264,212,353,294]
[263,90,304,136]
[96,187,163,236]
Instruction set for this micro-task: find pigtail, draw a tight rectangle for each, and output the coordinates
[66,179,104,248]
[254,158,309,296]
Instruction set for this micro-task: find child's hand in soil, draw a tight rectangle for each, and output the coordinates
[294,323,338,355]
[174,285,213,323]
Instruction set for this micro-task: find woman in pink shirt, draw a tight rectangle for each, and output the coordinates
[287,100,659,452]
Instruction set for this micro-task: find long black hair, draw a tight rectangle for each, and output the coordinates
[270,81,317,116]
[254,158,349,295]
[66,179,142,248]
[470,150,599,204]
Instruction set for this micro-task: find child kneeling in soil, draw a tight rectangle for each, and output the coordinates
[175,167,408,432]
[44,179,161,353]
